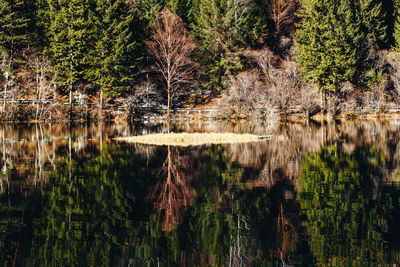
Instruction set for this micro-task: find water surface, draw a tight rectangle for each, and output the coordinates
[1,121,400,266]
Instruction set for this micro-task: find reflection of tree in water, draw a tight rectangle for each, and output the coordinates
[0,123,134,194]
[127,143,307,266]
[243,167,303,266]
[5,121,400,265]
[300,144,400,266]
[151,145,193,233]
[11,143,142,266]
[270,170,300,266]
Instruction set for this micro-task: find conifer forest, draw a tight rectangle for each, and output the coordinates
[0,0,400,121]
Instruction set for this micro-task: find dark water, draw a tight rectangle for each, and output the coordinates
[1,120,400,266]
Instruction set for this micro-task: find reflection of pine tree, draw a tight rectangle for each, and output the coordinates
[0,191,26,265]
[25,143,137,266]
[300,144,393,266]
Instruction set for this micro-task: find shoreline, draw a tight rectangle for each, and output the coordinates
[2,108,400,123]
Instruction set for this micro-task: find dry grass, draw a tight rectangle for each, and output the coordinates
[114,132,274,146]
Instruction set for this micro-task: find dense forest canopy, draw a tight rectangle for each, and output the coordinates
[0,0,400,121]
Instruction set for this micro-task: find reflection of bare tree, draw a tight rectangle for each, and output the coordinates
[33,124,56,186]
[228,214,250,267]
[0,123,135,194]
[144,120,400,189]
[151,146,192,233]
[227,123,324,192]
[273,202,298,266]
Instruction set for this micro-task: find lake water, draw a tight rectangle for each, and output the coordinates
[1,120,400,266]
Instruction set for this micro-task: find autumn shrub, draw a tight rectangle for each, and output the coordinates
[269,61,302,118]
[298,84,321,118]
[326,82,355,119]
[0,103,32,122]
[218,71,274,119]
[388,52,400,96]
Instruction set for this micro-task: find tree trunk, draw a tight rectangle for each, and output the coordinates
[3,81,7,111]
[69,82,72,120]
[167,79,171,118]
[99,88,103,121]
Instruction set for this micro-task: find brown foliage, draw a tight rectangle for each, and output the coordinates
[298,84,321,118]
[265,0,298,36]
[219,71,274,119]
[269,61,302,117]
[146,8,196,115]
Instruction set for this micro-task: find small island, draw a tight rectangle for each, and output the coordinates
[115,132,274,146]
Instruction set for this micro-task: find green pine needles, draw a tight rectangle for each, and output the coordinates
[40,0,143,99]
[192,0,268,91]
[89,0,142,98]
[296,0,388,93]
[296,0,361,92]
[394,0,400,50]
[0,0,28,56]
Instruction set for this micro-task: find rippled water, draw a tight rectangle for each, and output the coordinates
[1,120,400,266]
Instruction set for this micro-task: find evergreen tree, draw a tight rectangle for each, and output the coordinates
[0,0,28,57]
[295,0,363,93]
[43,0,95,118]
[0,0,28,110]
[89,0,143,101]
[394,0,400,50]
[192,0,268,90]
[166,0,199,25]
[136,0,164,24]
[358,0,387,48]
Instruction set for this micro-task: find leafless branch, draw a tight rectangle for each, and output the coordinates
[146,8,197,115]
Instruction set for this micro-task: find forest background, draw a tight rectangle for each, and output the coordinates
[1,0,400,121]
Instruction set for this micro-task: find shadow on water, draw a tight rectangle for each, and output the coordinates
[1,120,400,266]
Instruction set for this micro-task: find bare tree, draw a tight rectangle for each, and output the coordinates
[270,61,302,117]
[361,76,389,114]
[298,84,321,118]
[126,80,160,119]
[220,71,273,119]
[146,8,196,117]
[134,80,160,108]
[251,48,275,85]
[265,0,298,36]
[29,57,57,120]
[388,52,400,96]
[0,51,14,111]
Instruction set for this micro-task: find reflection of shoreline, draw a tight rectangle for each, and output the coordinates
[3,121,400,265]
[0,123,127,194]
[4,120,400,194]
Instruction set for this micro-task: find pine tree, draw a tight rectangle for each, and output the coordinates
[295,0,363,93]
[136,0,164,24]
[0,0,28,56]
[166,0,198,24]
[357,0,387,48]
[44,0,95,119]
[394,0,400,50]
[89,0,143,103]
[192,0,267,90]
[0,0,28,110]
